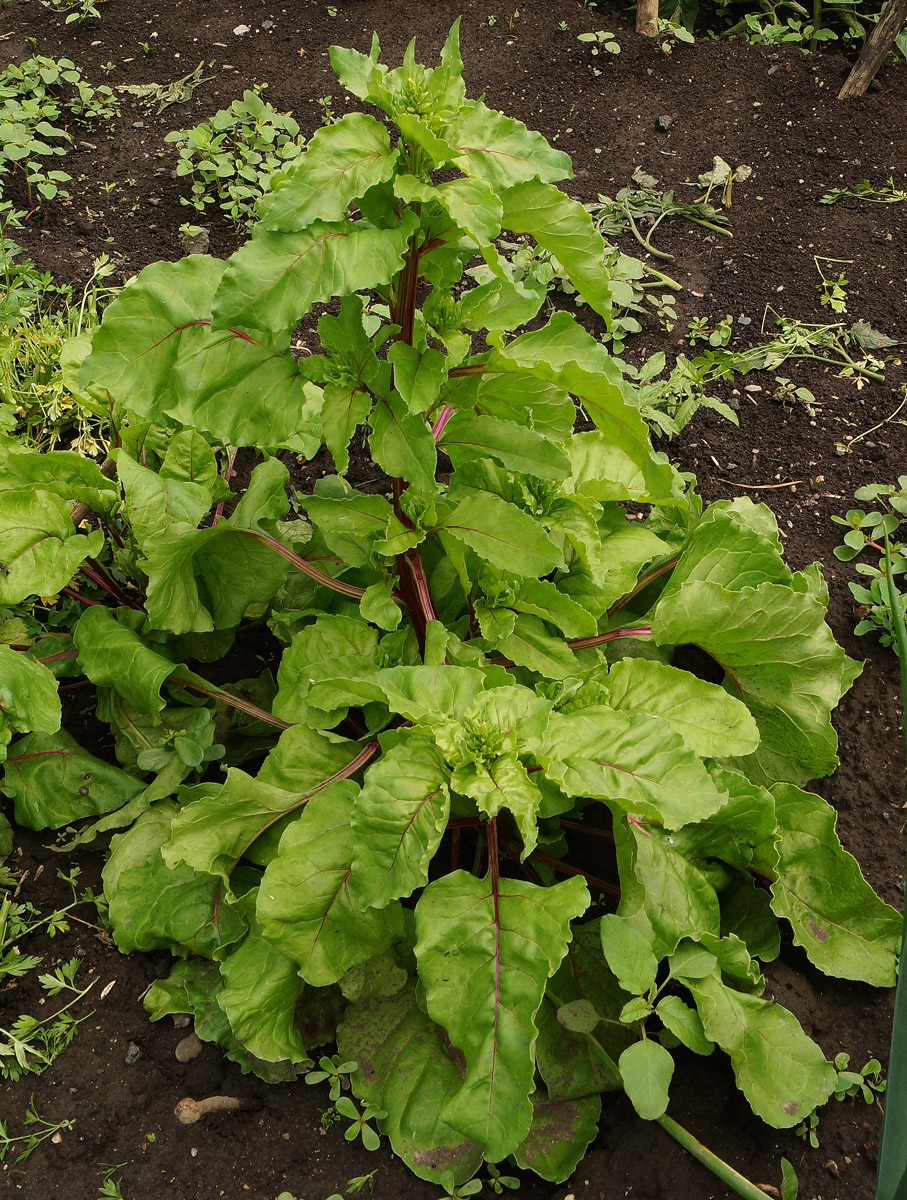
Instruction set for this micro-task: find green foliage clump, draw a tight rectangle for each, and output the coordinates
[0,24,899,1193]
[165,87,306,228]
[0,56,119,204]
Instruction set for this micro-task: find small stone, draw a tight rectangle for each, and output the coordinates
[655,115,673,131]
[171,1013,192,1029]
[726,395,741,411]
[233,24,251,35]
[825,1161,840,1176]
[261,19,274,29]
[736,315,752,325]
[124,1042,142,1065]
[744,384,762,393]
[132,121,145,129]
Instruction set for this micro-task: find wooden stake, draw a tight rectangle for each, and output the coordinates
[838,0,907,98]
[637,0,659,35]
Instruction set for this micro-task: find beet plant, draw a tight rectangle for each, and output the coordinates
[0,24,900,1193]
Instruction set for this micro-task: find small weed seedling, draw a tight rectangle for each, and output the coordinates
[305,1054,357,1101]
[651,15,695,53]
[833,478,907,652]
[795,1109,821,1149]
[0,1101,74,1163]
[576,29,621,56]
[832,1053,886,1104]
[114,61,212,115]
[687,313,733,347]
[814,256,851,313]
[96,1163,128,1200]
[38,0,105,23]
[335,1098,386,1151]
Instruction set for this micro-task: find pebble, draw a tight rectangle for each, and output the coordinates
[132,121,145,129]
[233,24,251,35]
[736,315,752,325]
[261,19,274,29]
[744,384,762,393]
[124,1042,142,1065]
[655,115,673,130]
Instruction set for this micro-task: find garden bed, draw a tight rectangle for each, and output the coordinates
[1,2,906,1199]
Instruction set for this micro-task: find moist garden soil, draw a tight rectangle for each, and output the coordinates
[2,1,907,1198]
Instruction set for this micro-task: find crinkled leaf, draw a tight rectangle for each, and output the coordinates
[0,647,61,763]
[368,392,437,491]
[652,580,862,784]
[439,493,562,577]
[257,784,403,986]
[274,615,379,726]
[337,986,484,1185]
[660,500,790,598]
[169,324,319,448]
[2,728,142,829]
[447,100,571,189]
[210,215,418,333]
[259,112,399,230]
[0,447,118,515]
[544,707,727,828]
[606,658,760,759]
[78,256,226,419]
[218,904,310,1066]
[0,489,104,606]
[684,971,835,1127]
[512,1091,602,1183]
[352,737,450,907]
[141,457,291,634]
[104,802,247,959]
[766,783,901,986]
[415,871,589,1161]
[439,413,570,481]
[502,179,611,321]
[73,607,176,721]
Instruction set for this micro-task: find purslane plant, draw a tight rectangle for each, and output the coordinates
[0,24,900,1192]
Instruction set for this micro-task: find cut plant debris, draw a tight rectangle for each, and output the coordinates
[0,22,902,1200]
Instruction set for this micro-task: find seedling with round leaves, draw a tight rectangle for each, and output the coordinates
[0,23,899,1200]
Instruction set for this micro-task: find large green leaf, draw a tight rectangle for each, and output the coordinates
[495,315,682,506]
[606,658,760,759]
[446,101,571,189]
[2,728,142,829]
[439,413,570,481]
[143,956,301,1082]
[682,970,835,1127]
[512,1091,601,1183]
[169,324,321,448]
[0,446,118,514]
[73,607,176,721]
[274,615,379,726]
[116,449,213,547]
[0,646,60,763]
[502,179,611,321]
[438,493,562,577]
[659,499,790,597]
[256,785,403,986]
[651,580,862,784]
[415,871,589,1161]
[543,707,727,829]
[0,489,104,606]
[104,802,247,959]
[766,783,902,986]
[218,906,310,1067]
[610,815,721,963]
[258,112,399,230]
[352,737,450,908]
[368,392,437,491]
[163,728,372,888]
[210,215,418,333]
[337,986,484,1185]
[78,256,226,419]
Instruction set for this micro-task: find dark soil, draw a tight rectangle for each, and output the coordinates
[2,1,907,1198]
